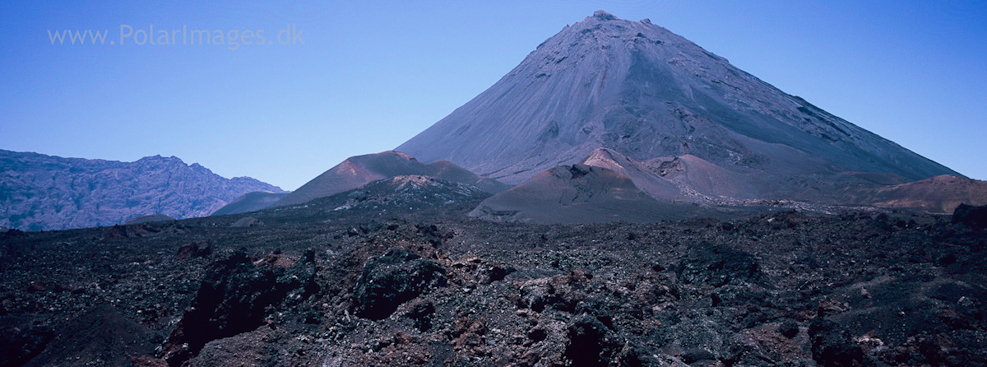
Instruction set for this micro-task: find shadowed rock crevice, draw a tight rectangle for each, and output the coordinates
[565,314,621,367]
[0,318,53,367]
[161,249,318,366]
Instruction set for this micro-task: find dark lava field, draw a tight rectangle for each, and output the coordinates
[1,193,986,367]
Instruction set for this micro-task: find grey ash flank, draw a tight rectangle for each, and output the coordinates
[398,10,960,204]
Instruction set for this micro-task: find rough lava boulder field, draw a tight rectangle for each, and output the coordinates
[1,192,985,366]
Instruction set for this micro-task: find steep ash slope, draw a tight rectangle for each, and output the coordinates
[397,11,957,191]
[580,147,683,200]
[0,149,283,231]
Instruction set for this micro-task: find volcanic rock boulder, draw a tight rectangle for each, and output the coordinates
[518,277,567,313]
[449,256,516,285]
[161,250,318,366]
[953,203,987,230]
[676,242,765,287]
[352,249,447,320]
[517,270,594,313]
[175,242,212,260]
[777,320,800,339]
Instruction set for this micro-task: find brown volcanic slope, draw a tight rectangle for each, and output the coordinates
[397,11,958,206]
[469,164,718,224]
[579,148,987,213]
[481,146,987,223]
[580,147,682,200]
[580,147,761,203]
[274,151,508,208]
[845,175,987,214]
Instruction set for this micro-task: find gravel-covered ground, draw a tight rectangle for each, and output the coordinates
[1,194,985,367]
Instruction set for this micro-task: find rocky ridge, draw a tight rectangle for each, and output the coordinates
[0,149,284,231]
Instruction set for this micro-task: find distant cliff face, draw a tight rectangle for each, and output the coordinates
[0,150,284,231]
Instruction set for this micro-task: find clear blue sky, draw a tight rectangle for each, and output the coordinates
[1,1,984,190]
